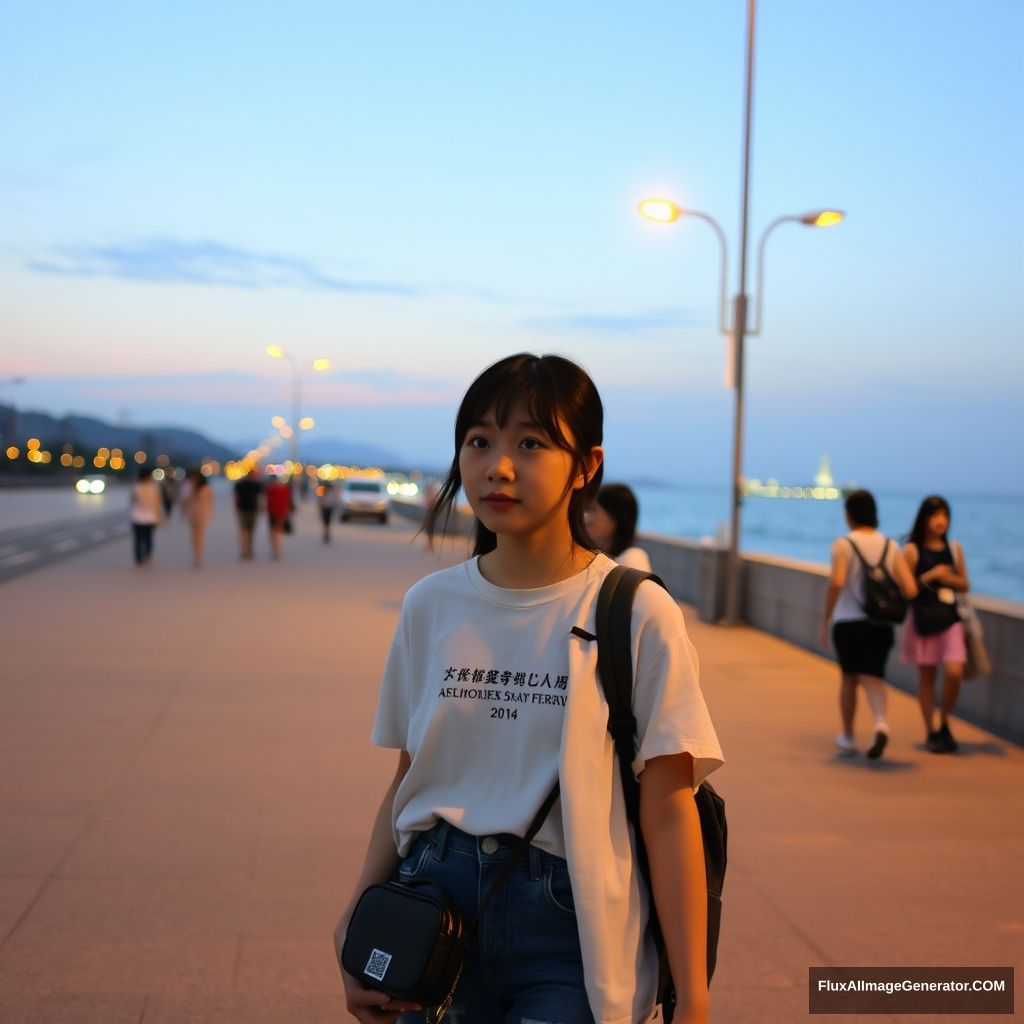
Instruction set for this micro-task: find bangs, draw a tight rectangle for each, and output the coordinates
[457,358,574,452]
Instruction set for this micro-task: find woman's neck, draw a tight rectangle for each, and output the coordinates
[478,531,595,589]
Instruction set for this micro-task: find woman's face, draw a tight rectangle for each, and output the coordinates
[584,502,616,554]
[926,507,950,539]
[458,402,591,545]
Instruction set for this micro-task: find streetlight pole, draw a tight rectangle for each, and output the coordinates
[724,0,758,626]
[637,2,844,626]
[265,346,330,469]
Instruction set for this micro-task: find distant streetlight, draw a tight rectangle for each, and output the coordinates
[265,346,330,466]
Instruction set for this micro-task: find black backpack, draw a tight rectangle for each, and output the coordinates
[845,537,908,625]
[595,566,727,1019]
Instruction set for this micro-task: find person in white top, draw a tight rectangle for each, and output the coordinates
[129,468,163,566]
[820,489,916,759]
[335,354,723,1024]
[586,482,652,572]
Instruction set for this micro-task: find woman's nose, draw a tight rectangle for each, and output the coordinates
[487,452,515,481]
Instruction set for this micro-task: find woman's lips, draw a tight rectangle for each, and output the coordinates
[482,494,520,511]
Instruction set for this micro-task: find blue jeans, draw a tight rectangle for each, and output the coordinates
[396,821,594,1024]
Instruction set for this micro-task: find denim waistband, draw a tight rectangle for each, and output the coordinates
[419,819,566,880]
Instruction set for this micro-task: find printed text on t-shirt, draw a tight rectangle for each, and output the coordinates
[437,667,568,717]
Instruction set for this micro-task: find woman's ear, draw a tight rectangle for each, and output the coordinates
[575,446,604,490]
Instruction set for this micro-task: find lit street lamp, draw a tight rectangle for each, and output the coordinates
[638,196,843,623]
[638,192,844,621]
[265,346,330,467]
[634,0,848,626]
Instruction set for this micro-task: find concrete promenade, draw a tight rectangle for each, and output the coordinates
[1,501,1021,1023]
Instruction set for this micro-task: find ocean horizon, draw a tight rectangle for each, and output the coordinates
[626,481,1024,605]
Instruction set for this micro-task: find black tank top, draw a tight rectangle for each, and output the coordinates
[916,540,955,577]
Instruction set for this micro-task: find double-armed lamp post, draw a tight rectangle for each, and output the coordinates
[265,346,330,467]
[636,197,844,624]
[635,0,845,626]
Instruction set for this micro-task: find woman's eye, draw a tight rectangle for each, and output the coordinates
[520,437,544,450]
[466,436,488,449]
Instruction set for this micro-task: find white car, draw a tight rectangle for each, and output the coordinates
[340,478,390,524]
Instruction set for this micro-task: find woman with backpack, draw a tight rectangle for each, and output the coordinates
[335,353,723,1024]
[821,489,917,759]
[901,495,970,753]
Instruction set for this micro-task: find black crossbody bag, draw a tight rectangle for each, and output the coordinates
[341,782,560,1022]
[595,566,728,1021]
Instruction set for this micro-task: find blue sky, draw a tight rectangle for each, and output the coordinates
[2,1,1021,492]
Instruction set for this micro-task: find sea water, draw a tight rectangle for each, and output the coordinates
[629,483,1024,605]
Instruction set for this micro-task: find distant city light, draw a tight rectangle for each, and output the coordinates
[299,417,315,430]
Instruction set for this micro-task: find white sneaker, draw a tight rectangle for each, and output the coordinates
[834,733,857,754]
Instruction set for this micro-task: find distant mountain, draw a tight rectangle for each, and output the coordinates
[235,436,408,468]
[0,404,235,462]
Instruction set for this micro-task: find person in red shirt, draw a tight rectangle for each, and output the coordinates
[265,476,294,560]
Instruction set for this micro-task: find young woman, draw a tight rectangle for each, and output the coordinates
[181,470,214,568]
[129,467,163,566]
[336,354,723,1024]
[902,496,969,753]
[586,482,652,571]
[821,489,917,759]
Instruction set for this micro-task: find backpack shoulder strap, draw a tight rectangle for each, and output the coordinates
[595,566,667,843]
[596,566,667,740]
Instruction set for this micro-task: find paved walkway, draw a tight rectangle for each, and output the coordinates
[0,500,1020,1023]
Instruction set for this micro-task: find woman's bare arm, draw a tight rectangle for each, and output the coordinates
[639,752,710,1024]
[335,750,420,1022]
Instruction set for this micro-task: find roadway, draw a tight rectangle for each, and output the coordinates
[0,494,1020,1023]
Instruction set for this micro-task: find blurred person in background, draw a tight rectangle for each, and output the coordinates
[821,489,917,759]
[265,475,294,560]
[234,467,264,560]
[159,471,179,518]
[902,496,969,753]
[317,479,340,544]
[586,482,651,571]
[182,470,214,568]
[129,467,163,567]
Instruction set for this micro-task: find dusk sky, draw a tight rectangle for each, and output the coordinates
[2,1,1021,493]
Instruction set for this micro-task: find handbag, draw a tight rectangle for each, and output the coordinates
[595,566,727,1020]
[911,587,960,636]
[959,596,991,679]
[340,782,560,1021]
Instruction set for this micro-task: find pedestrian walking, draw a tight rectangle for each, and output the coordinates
[182,470,214,568]
[129,468,163,567]
[586,482,652,571]
[265,475,293,560]
[335,353,723,1024]
[902,495,970,753]
[317,479,340,543]
[159,472,179,517]
[234,468,264,560]
[821,489,917,759]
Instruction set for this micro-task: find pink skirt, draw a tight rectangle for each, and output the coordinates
[901,616,967,666]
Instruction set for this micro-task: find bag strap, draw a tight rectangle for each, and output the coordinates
[595,566,668,940]
[846,535,889,571]
[473,779,560,915]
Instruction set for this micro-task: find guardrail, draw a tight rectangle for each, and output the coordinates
[390,499,1023,746]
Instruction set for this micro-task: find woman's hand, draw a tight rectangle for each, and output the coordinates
[342,971,421,1023]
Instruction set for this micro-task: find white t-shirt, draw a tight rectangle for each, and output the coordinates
[831,529,903,623]
[130,481,162,525]
[372,552,724,1023]
[616,545,652,572]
